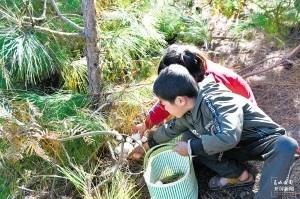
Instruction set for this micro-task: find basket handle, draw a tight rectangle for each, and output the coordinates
[143,143,176,169]
[143,143,194,173]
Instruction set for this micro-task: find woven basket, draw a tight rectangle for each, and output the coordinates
[143,144,198,199]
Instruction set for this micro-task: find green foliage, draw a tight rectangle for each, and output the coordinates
[154,4,211,45]
[97,0,149,10]
[232,0,300,41]
[0,140,14,199]
[295,0,300,11]
[0,0,85,91]
[56,0,82,14]
[99,8,166,83]
[0,177,13,199]
[16,91,88,121]
[0,30,55,87]
[210,0,247,18]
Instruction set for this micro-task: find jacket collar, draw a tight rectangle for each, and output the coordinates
[189,75,215,120]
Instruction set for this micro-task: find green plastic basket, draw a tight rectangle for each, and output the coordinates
[143,144,198,199]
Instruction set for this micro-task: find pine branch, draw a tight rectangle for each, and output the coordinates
[49,0,84,32]
[33,25,84,38]
[58,130,121,141]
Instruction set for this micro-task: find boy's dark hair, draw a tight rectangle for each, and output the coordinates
[158,44,207,82]
[153,64,198,103]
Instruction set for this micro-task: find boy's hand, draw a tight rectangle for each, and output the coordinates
[128,142,149,161]
[132,123,147,135]
[175,141,189,156]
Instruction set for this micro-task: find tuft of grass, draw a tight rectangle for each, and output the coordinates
[57,164,92,197]
[98,171,141,199]
[58,164,140,199]
[61,58,88,93]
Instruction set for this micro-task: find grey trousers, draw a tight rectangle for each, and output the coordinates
[182,132,299,199]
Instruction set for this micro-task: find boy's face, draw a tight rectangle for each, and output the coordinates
[159,97,187,118]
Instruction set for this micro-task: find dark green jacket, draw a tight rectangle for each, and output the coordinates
[148,75,285,155]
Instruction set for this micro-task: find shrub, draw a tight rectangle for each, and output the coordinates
[231,0,300,42]
[154,4,211,45]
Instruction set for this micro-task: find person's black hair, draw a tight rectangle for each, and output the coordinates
[153,64,198,103]
[158,44,206,82]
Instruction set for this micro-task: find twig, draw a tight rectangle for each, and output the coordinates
[32,174,68,179]
[58,130,120,141]
[50,170,58,199]
[238,56,283,74]
[211,36,235,40]
[107,141,117,161]
[23,0,34,26]
[49,0,84,32]
[41,0,47,19]
[33,25,84,37]
[61,144,72,165]
[18,186,49,194]
[22,0,47,22]
[91,102,113,116]
[243,43,300,78]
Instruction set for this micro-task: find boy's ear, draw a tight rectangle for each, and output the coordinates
[174,96,186,106]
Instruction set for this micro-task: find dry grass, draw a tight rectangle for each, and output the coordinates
[106,81,156,135]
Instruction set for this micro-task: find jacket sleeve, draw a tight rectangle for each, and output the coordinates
[144,101,171,129]
[190,95,244,155]
[147,118,188,148]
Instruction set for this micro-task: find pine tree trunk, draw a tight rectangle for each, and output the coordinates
[83,0,101,106]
